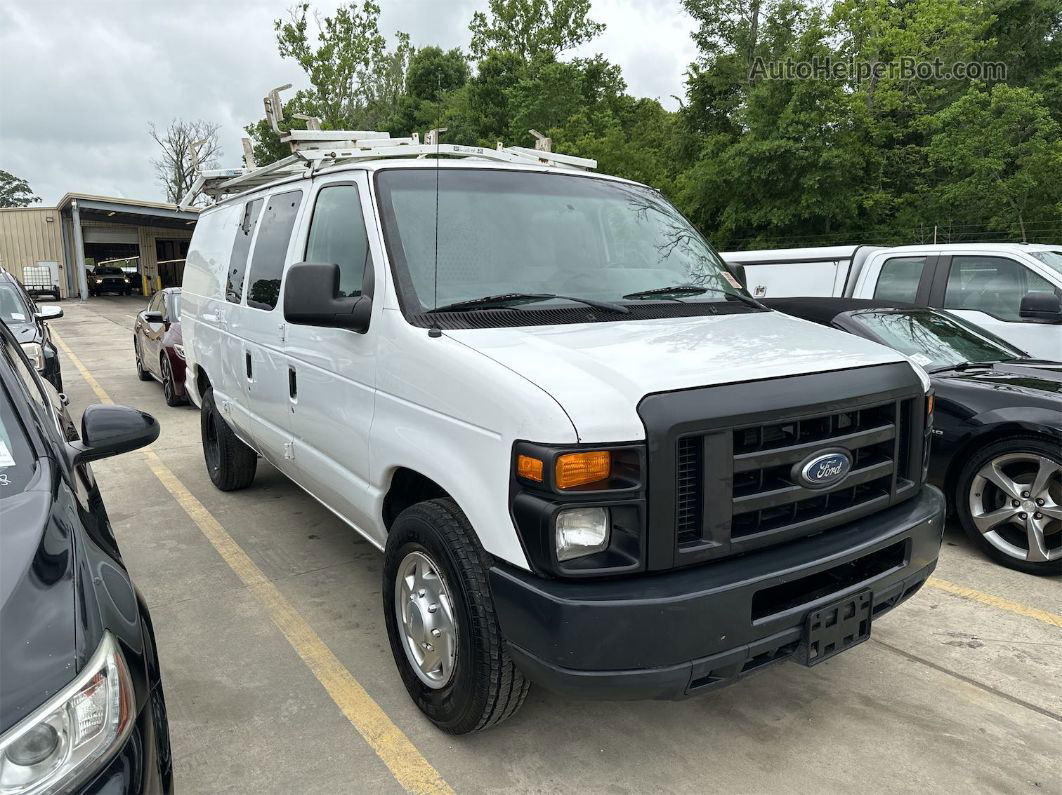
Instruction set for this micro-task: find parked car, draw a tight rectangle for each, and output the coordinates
[0,318,172,792]
[765,297,1061,576]
[181,144,943,733]
[20,262,62,301]
[723,244,1062,359]
[0,268,64,391]
[88,266,133,296]
[133,288,186,406]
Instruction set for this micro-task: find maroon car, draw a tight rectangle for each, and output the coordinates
[133,287,187,406]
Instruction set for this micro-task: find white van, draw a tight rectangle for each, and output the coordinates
[181,143,943,733]
[723,244,1062,359]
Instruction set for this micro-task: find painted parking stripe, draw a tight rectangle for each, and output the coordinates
[926,577,1061,628]
[52,329,453,795]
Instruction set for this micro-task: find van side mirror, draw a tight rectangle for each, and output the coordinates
[1019,292,1062,322]
[35,305,63,320]
[69,404,159,466]
[284,262,371,332]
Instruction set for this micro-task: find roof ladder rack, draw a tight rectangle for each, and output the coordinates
[179,85,596,208]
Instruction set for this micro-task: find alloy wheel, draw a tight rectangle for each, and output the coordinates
[394,550,458,689]
[969,453,1062,564]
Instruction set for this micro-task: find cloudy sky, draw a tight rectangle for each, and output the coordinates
[0,1,697,205]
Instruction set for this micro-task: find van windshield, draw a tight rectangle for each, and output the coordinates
[1030,250,1062,277]
[375,169,746,314]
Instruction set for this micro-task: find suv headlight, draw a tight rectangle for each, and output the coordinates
[172,344,185,360]
[0,633,135,794]
[19,343,44,372]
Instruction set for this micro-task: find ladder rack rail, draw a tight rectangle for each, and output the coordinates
[178,86,597,208]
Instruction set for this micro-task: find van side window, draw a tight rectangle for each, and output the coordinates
[305,185,370,298]
[227,198,263,304]
[247,190,303,311]
[944,255,1054,321]
[873,256,925,302]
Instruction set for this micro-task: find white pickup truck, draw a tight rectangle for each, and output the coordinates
[723,244,1062,360]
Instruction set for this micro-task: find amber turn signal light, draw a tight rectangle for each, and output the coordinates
[926,393,934,417]
[517,454,544,482]
[556,451,611,489]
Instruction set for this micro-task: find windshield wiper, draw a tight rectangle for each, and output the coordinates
[623,284,764,309]
[929,360,1000,373]
[429,292,629,314]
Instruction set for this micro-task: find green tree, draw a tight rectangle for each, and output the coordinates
[274,1,385,128]
[469,0,605,61]
[0,170,40,207]
[926,83,1062,240]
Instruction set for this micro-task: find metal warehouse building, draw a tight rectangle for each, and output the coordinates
[0,193,198,299]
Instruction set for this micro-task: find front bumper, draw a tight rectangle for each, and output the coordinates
[491,486,944,700]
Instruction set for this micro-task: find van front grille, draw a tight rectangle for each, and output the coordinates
[672,397,919,561]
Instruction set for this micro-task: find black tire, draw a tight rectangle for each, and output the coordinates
[200,387,257,491]
[134,340,152,381]
[955,436,1062,576]
[160,354,185,407]
[383,498,529,734]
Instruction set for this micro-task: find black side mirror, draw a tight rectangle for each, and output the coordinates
[1019,292,1062,322]
[284,262,371,332]
[69,404,159,465]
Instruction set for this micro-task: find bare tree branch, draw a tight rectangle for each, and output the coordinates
[149,119,222,204]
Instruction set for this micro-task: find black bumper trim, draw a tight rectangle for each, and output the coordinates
[491,486,944,699]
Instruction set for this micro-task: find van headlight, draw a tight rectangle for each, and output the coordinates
[556,507,610,561]
[19,343,44,372]
[0,633,135,794]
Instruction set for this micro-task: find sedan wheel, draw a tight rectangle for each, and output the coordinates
[134,341,151,381]
[960,443,1062,574]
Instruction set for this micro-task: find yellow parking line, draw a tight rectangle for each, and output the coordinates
[52,329,453,795]
[926,577,1061,628]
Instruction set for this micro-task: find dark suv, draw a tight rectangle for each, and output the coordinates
[0,269,64,391]
[0,320,172,792]
[88,267,133,296]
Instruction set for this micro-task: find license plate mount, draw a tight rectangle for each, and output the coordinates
[796,590,872,666]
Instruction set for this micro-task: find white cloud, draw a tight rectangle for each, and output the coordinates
[0,0,695,204]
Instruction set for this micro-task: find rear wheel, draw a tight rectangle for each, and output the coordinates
[956,437,1062,576]
[200,388,257,491]
[383,499,529,734]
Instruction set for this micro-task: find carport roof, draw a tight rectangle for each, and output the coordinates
[57,192,199,230]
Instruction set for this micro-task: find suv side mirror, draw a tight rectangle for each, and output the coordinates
[284,262,371,332]
[69,404,160,465]
[1019,292,1062,322]
[142,310,165,324]
[35,305,63,321]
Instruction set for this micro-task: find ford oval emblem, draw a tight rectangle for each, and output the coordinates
[795,449,852,489]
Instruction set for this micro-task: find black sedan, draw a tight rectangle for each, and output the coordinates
[0,270,64,392]
[766,298,1061,576]
[0,319,173,791]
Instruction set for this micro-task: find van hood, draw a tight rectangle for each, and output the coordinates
[447,311,913,442]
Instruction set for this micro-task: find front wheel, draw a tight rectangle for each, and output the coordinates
[160,355,185,407]
[383,499,529,734]
[956,437,1062,576]
[134,340,152,381]
[200,388,257,491]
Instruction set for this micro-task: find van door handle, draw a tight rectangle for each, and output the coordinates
[288,367,297,400]
[245,352,253,380]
